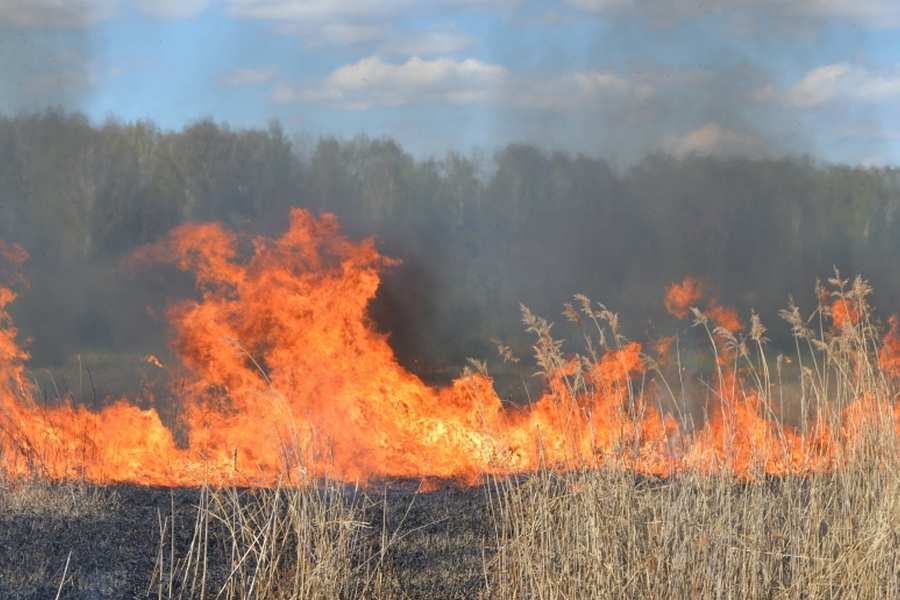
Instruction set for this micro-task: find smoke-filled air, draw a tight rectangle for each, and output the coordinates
[6,2,900,596]
[1,116,900,488]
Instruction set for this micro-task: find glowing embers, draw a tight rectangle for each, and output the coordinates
[0,213,898,487]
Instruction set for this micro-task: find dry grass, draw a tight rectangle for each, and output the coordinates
[149,482,387,600]
[5,274,900,599]
[485,465,900,598]
[482,272,900,599]
[0,477,115,519]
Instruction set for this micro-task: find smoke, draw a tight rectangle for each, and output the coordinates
[0,6,102,115]
[0,112,898,410]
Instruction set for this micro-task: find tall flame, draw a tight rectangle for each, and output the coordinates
[0,210,898,487]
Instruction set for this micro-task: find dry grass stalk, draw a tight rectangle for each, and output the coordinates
[149,481,386,600]
[0,476,115,519]
[484,275,900,599]
[4,276,900,599]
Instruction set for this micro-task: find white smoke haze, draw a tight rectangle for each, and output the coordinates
[561,0,900,27]
[0,0,897,165]
[0,0,116,28]
[657,122,765,157]
[0,0,896,338]
[134,0,211,19]
[226,0,525,24]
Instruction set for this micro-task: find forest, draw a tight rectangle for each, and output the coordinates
[2,110,899,402]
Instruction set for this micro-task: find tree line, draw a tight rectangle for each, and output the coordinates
[2,110,899,394]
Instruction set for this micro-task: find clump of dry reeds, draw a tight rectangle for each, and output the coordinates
[149,481,393,600]
[0,476,115,519]
[483,273,900,599]
[486,466,900,599]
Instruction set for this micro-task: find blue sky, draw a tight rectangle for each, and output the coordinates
[2,0,900,166]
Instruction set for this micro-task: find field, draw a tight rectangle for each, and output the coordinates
[3,461,900,599]
[2,215,900,598]
[0,481,489,599]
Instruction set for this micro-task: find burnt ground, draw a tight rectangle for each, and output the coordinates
[0,483,492,600]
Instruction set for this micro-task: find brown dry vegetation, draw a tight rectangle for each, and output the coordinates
[483,274,900,599]
[3,274,900,599]
[487,466,900,599]
[0,481,490,600]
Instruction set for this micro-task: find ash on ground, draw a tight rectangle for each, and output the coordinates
[0,483,491,600]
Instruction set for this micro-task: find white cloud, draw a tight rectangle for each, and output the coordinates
[227,0,522,23]
[562,0,900,27]
[757,63,900,109]
[513,7,576,25]
[228,0,371,21]
[301,23,473,57]
[318,23,386,44]
[278,55,655,112]
[854,71,900,102]
[783,62,851,108]
[295,55,506,109]
[219,67,277,86]
[564,0,631,11]
[0,0,116,28]
[382,25,473,57]
[858,155,888,169]
[657,122,764,157]
[225,0,523,50]
[134,0,211,19]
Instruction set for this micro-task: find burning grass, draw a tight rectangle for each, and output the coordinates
[482,271,900,599]
[2,212,900,597]
[3,211,898,485]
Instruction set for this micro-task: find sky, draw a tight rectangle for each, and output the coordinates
[2,0,900,166]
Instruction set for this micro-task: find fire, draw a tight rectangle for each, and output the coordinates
[664,276,704,319]
[0,211,898,487]
[831,298,860,330]
[880,316,900,377]
[704,299,743,333]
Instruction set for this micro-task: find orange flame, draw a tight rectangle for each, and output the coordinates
[664,276,704,319]
[706,299,743,332]
[832,298,860,330]
[880,315,900,378]
[0,213,898,487]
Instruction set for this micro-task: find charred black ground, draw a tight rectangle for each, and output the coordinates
[0,483,490,600]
